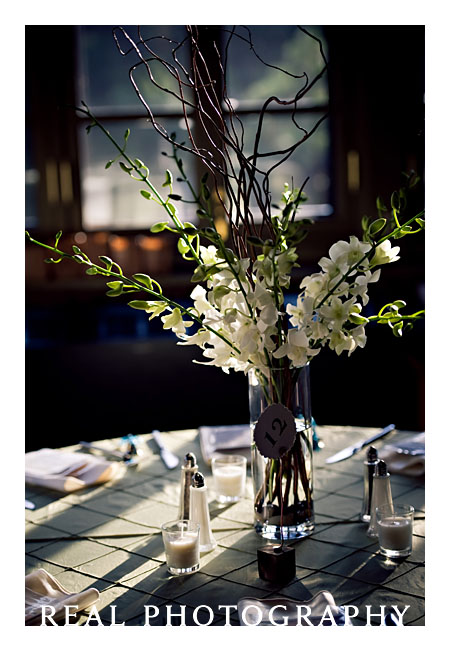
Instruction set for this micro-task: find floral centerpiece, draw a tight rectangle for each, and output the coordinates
[26,26,424,539]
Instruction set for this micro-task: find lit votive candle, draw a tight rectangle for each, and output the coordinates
[161,520,200,575]
[376,504,414,559]
[211,454,247,503]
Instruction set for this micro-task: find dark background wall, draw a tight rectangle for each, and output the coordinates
[25,25,424,451]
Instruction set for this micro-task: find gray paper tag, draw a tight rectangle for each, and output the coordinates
[254,404,296,459]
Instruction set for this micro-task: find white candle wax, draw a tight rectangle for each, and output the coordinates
[165,532,199,569]
[213,465,245,497]
[378,516,412,550]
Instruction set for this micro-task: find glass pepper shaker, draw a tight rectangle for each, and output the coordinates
[360,446,379,522]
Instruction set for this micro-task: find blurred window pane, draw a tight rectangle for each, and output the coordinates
[226,25,328,106]
[25,132,39,229]
[225,26,330,218]
[77,25,192,113]
[78,118,195,229]
[76,25,330,230]
[230,113,331,216]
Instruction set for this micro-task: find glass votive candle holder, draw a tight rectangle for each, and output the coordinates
[161,520,200,575]
[211,454,247,503]
[376,503,414,559]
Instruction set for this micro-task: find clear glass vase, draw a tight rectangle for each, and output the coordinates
[248,365,314,540]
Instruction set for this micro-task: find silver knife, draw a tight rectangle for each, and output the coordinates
[325,424,396,464]
[151,430,179,469]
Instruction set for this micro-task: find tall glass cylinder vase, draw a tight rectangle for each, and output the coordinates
[249,365,314,540]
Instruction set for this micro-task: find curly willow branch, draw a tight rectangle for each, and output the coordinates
[112,25,328,260]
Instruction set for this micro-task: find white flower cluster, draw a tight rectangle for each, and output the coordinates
[154,237,400,376]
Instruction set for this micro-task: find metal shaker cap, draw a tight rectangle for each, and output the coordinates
[183,452,197,468]
[366,446,378,462]
[192,471,205,488]
[374,459,389,476]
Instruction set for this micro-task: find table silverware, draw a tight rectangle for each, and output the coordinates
[78,441,137,465]
[25,499,35,510]
[151,430,179,469]
[324,424,396,464]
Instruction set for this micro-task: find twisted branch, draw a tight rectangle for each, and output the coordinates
[111,25,328,260]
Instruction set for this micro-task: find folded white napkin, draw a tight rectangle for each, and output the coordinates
[380,432,425,477]
[25,569,99,625]
[237,591,350,626]
[199,424,251,464]
[25,447,122,492]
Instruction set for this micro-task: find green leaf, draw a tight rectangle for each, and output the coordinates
[54,230,63,247]
[119,162,131,174]
[105,160,113,169]
[73,254,84,264]
[393,320,403,337]
[348,314,369,325]
[124,128,130,141]
[86,267,98,275]
[168,193,182,201]
[247,235,265,247]
[393,226,412,239]
[99,255,113,270]
[376,197,387,212]
[182,222,197,233]
[213,286,232,301]
[106,281,124,297]
[216,247,236,262]
[177,238,190,255]
[128,300,154,311]
[415,217,425,228]
[132,273,153,289]
[150,222,169,233]
[379,310,396,320]
[72,245,82,255]
[198,227,217,242]
[390,191,400,211]
[134,158,144,168]
[140,190,153,200]
[368,218,387,236]
[201,184,211,201]
[166,202,177,216]
[191,265,207,283]
[162,170,173,187]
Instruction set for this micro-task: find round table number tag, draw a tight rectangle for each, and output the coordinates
[254,404,296,459]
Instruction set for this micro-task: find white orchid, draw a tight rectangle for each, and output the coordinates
[328,330,356,356]
[300,272,329,299]
[286,295,314,328]
[200,244,220,266]
[273,328,319,366]
[190,285,214,315]
[349,269,381,305]
[161,308,193,335]
[328,235,372,272]
[128,208,417,377]
[370,240,400,266]
[319,296,358,331]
